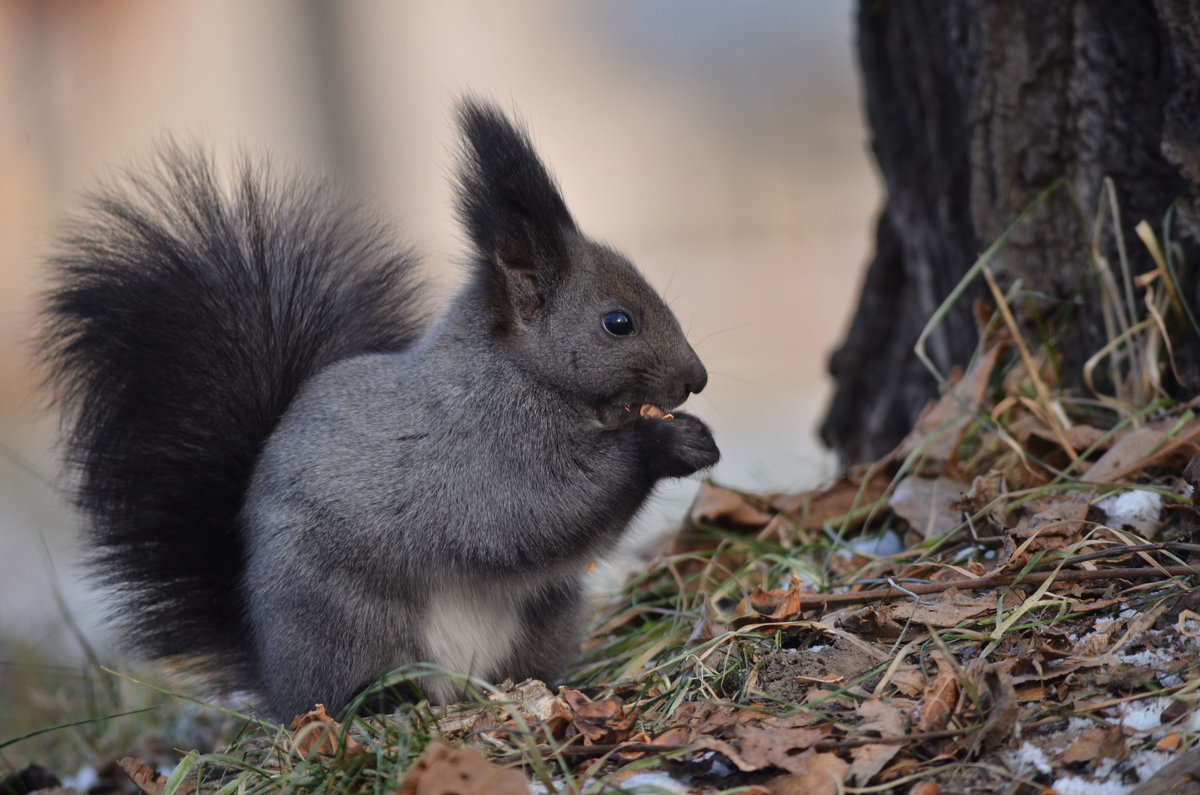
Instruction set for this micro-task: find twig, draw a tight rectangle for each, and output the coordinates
[762,564,1198,613]
[530,725,983,761]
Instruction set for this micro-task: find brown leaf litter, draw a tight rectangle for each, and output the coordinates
[570,332,1200,793]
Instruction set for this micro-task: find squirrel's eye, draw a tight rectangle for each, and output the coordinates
[603,311,633,336]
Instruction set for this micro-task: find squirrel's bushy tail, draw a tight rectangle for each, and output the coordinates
[40,144,425,687]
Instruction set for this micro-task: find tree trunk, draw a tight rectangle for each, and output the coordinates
[823,0,1200,465]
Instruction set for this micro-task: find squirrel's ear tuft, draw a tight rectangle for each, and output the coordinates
[454,98,576,277]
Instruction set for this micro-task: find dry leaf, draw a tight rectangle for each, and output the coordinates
[1009,491,1092,540]
[767,577,819,621]
[654,726,693,745]
[1000,490,1093,568]
[960,469,1012,529]
[429,679,572,739]
[669,702,759,736]
[764,752,850,795]
[1025,423,1110,455]
[1063,724,1127,765]
[890,341,1004,472]
[395,742,527,795]
[887,660,929,698]
[958,659,1019,756]
[889,475,967,539]
[496,679,573,738]
[1157,732,1181,751]
[1083,413,1200,483]
[560,688,638,745]
[288,704,364,759]
[915,653,959,733]
[691,483,775,527]
[847,698,907,786]
[1014,683,1047,702]
[772,465,890,531]
[698,723,830,775]
[846,587,1022,637]
[729,734,806,773]
[118,757,194,795]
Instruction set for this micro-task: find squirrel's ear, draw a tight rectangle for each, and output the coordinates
[454,98,577,318]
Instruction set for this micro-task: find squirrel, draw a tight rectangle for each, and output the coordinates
[39,98,719,720]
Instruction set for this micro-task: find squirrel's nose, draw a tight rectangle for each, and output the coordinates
[683,362,708,397]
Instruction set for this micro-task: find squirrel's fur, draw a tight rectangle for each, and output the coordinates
[41,99,718,720]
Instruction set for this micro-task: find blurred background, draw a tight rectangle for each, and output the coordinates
[0,2,878,664]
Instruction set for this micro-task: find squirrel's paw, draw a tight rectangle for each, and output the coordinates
[641,411,719,478]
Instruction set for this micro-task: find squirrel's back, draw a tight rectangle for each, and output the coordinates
[40,144,426,690]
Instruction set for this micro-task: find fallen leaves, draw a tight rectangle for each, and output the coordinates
[428,679,684,763]
[289,704,364,759]
[842,587,1025,639]
[119,757,195,795]
[560,688,638,747]
[914,653,958,734]
[846,699,906,786]
[395,742,527,795]
[888,475,966,539]
[958,659,1019,757]
[764,753,850,795]
[690,484,775,527]
[697,724,829,775]
[607,331,1200,793]
[1082,409,1200,484]
[889,339,1006,474]
[1062,723,1127,766]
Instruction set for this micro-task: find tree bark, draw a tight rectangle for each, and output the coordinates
[823,0,1200,465]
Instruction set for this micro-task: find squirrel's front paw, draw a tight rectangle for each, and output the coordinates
[641,411,719,478]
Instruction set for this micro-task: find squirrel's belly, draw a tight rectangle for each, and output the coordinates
[420,586,522,702]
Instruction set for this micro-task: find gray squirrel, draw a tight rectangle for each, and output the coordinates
[40,98,718,720]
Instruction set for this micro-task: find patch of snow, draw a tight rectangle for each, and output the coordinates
[699,751,734,778]
[1110,697,1170,732]
[1117,646,1173,669]
[1061,717,1095,739]
[1119,608,1139,620]
[1094,755,1119,780]
[62,766,99,792]
[1009,741,1052,776]
[1130,749,1172,785]
[1095,489,1161,531]
[614,772,691,793]
[1050,774,1130,795]
[1158,671,1184,688]
[1074,617,1118,650]
[534,773,694,794]
[844,529,904,558]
